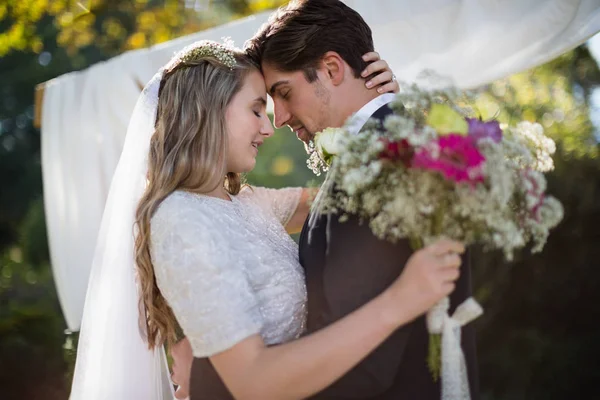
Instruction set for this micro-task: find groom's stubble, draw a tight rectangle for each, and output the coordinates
[307,77,332,137]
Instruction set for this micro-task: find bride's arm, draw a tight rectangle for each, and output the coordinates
[198,242,462,400]
[210,291,405,400]
[285,187,317,234]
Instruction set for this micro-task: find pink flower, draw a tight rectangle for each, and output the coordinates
[413,134,485,184]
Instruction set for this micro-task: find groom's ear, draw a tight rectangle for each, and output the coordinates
[321,51,345,87]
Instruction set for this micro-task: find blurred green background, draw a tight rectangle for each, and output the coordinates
[1,1,600,399]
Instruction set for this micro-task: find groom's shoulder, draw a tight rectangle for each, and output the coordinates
[357,103,394,135]
[371,103,394,123]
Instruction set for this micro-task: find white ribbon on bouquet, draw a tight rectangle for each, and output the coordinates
[427,296,484,400]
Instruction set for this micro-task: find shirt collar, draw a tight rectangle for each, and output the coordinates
[346,93,396,135]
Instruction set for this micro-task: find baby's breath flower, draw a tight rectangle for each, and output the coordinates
[311,74,563,262]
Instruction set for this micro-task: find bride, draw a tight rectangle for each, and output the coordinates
[69,40,464,399]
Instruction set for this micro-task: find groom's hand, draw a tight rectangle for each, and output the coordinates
[170,337,193,399]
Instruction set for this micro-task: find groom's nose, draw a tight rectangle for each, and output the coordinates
[260,114,275,137]
[273,99,292,129]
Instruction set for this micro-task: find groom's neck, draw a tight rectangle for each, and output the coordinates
[333,82,381,128]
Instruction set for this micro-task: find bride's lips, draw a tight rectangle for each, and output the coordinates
[251,140,263,154]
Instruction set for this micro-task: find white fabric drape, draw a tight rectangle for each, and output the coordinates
[352,0,600,88]
[41,60,139,330]
[42,0,600,332]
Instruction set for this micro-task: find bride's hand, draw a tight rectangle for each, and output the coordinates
[170,337,193,399]
[386,238,464,324]
[361,52,399,94]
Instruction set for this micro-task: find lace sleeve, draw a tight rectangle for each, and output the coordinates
[150,196,263,357]
[248,186,302,227]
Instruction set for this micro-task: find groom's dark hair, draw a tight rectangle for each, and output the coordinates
[245,0,374,82]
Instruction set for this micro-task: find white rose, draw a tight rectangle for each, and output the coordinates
[314,128,342,163]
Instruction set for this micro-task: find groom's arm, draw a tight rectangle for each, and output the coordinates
[309,214,417,398]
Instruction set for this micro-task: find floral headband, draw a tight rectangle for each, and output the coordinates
[165,39,237,71]
[157,39,238,105]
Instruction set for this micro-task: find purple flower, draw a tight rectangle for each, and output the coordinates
[413,134,485,185]
[467,118,502,143]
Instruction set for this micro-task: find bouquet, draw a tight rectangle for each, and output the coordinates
[308,81,564,398]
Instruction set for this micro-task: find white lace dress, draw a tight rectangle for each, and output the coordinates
[150,186,307,357]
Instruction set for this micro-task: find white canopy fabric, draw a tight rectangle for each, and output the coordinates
[41,0,600,332]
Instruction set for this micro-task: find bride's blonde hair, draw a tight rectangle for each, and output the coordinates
[134,46,257,348]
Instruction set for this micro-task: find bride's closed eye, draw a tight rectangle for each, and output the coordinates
[253,105,266,118]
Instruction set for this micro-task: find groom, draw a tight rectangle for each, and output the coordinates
[184,0,479,398]
[243,1,479,399]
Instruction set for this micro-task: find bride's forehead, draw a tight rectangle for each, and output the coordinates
[233,71,267,101]
[243,70,266,91]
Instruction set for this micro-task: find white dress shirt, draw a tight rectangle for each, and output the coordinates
[346,93,396,135]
